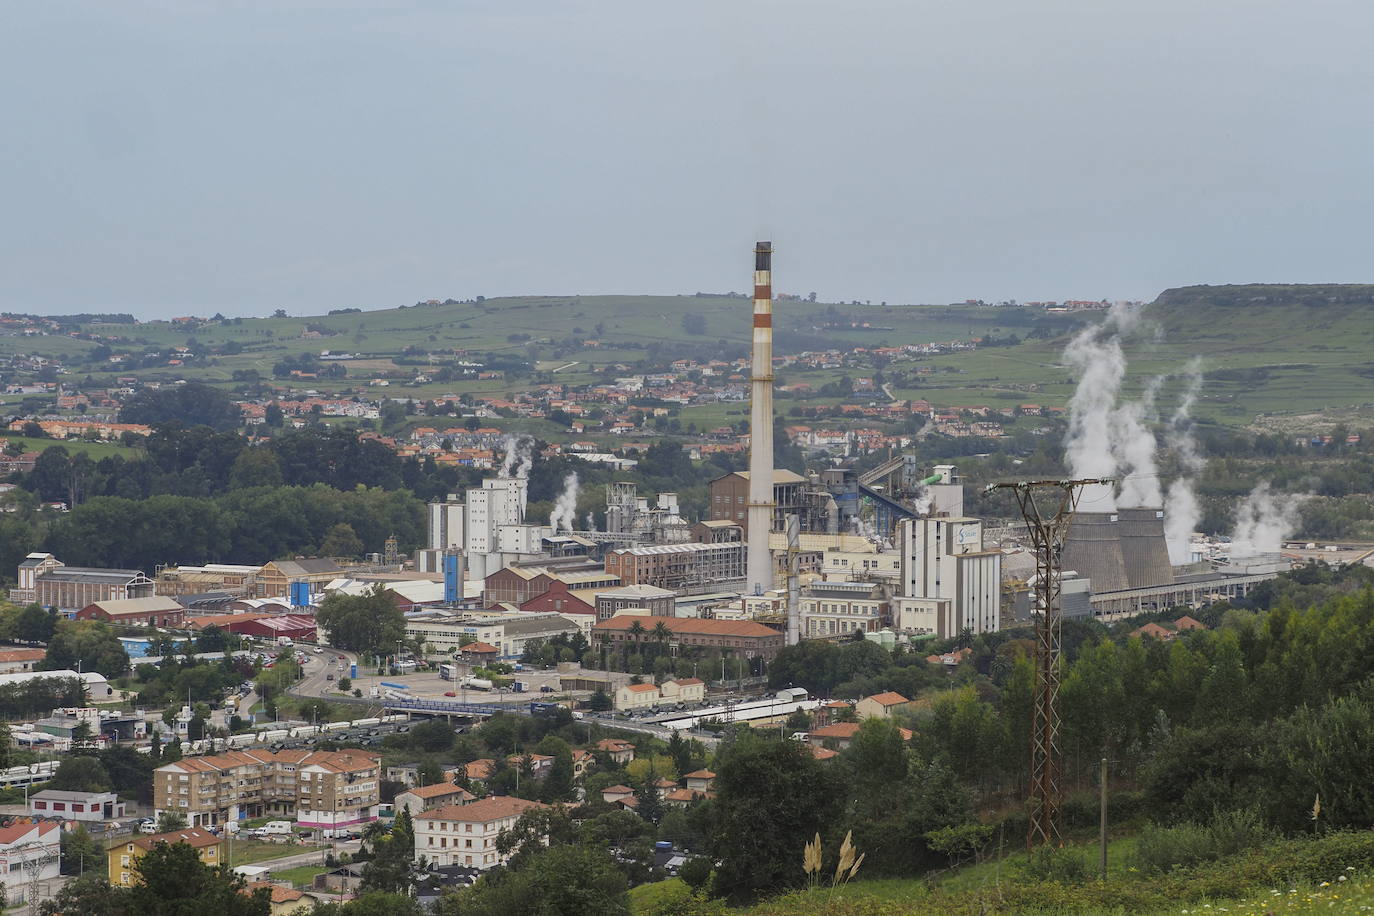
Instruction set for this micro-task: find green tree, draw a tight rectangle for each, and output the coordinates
[320,522,365,558]
[39,620,130,678]
[228,448,283,489]
[710,733,845,902]
[157,809,188,833]
[15,603,55,643]
[538,737,576,803]
[315,586,405,653]
[118,382,241,431]
[309,892,425,916]
[126,840,270,915]
[436,844,628,916]
[60,825,106,876]
[50,756,112,793]
[37,874,123,916]
[361,809,414,895]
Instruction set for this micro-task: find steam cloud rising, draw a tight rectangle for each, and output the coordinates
[1164,362,1205,562]
[1230,482,1306,558]
[549,472,580,533]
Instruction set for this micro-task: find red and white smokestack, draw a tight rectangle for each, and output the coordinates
[746,241,776,596]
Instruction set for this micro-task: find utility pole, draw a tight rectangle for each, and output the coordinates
[1099,756,1109,879]
[984,478,1108,850]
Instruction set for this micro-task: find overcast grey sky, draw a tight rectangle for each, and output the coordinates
[4,0,1372,318]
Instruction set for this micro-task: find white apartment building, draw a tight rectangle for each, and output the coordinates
[414,797,548,869]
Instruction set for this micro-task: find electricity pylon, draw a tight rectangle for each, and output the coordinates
[984,478,1110,849]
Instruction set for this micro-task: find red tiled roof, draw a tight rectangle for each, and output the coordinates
[402,782,474,802]
[864,691,910,707]
[0,821,57,845]
[426,796,548,823]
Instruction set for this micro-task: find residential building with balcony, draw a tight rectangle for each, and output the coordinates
[153,749,381,837]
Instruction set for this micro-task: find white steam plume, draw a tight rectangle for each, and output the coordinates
[514,438,534,479]
[1063,319,1129,508]
[500,436,519,478]
[1113,374,1163,508]
[549,472,580,533]
[584,511,597,532]
[1164,362,1205,563]
[911,482,932,516]
[1230,482,1306,558]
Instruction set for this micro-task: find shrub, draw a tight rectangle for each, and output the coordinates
[1133,808,1276,873]
[1018,845,1094,884]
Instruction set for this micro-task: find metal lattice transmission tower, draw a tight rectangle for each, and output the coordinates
[984,478,1110,850]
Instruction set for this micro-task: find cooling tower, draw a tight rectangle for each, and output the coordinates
[1117,507,1175,589]
[1061,511,1130,594]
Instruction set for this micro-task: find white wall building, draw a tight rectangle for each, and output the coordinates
[414,797,548,869]
[799,580,888,638]
[427,478,552,581]
[896,516,1000,636]
[0,821,60,906]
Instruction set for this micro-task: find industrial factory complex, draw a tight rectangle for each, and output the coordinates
[394,242,1291,653]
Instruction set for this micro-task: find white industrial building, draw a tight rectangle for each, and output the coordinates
[425,477,553,581]
[893,516,1001,637]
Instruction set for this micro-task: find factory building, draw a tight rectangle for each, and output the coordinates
[604,541,745,591]
[425,477,553,582]
[893,516,1001,637]
[605,482,690,543]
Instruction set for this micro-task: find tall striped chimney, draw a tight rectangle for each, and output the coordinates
[746,241,776,596]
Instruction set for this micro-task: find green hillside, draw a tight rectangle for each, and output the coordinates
[892,284,1374,430]
[9,284,1374,432]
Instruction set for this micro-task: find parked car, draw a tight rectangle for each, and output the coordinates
[539,685,555,693]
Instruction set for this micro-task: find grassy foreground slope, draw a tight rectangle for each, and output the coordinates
[632,830,1374,916]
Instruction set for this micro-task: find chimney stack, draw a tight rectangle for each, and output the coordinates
[747,241,776,596]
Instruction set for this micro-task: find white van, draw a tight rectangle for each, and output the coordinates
[261,821,293,836]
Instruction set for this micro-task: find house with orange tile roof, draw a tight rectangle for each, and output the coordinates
[153,749,380,837]
[395,781,476,819]
[242,881,324,915]
[595,738,636,766]
[807,722,912,751]
[413,797,549,870]
[109,827,220,888]
[856,691,912,721]
[616,682,660,710]
[0,821,59,901]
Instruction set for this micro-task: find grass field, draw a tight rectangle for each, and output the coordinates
[0,435,141,460]
[269,864,329,887]
[225,837,325,867]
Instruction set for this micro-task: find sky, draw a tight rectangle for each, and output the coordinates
[4,0,1374,319]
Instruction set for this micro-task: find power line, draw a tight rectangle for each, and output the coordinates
[983,477,1110,850]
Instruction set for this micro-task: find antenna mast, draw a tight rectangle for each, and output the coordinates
[984,478,1110,849]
